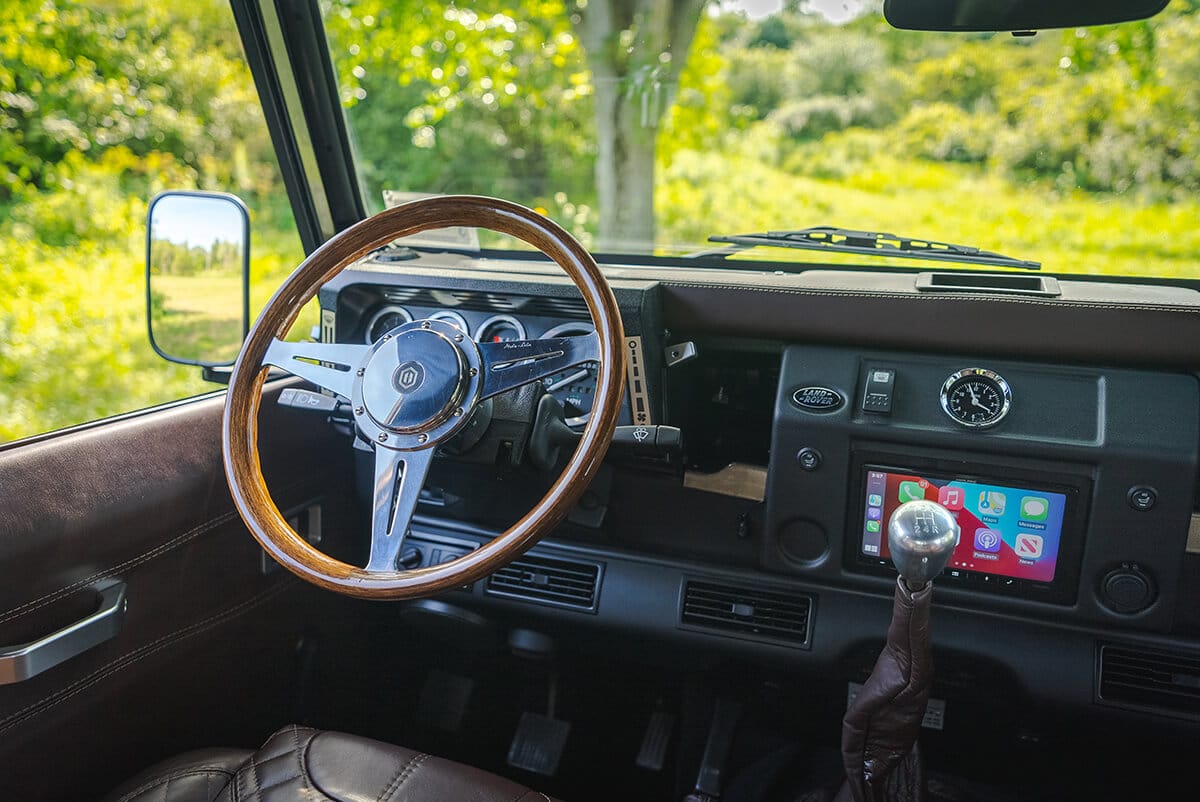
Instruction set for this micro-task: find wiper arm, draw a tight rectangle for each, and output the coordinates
[701,226,1040,270]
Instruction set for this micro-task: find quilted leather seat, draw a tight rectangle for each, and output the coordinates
[103,725,558,801]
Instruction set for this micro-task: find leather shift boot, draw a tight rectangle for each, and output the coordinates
[837,577,934,802]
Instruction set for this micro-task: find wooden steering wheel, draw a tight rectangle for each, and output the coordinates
[222,196,625,599]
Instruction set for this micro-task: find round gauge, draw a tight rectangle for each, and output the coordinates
[940,368,1012,429]
[427,310,470,336]
[477,314,526,344]
[364,305,412,344]
[540,322,597,426]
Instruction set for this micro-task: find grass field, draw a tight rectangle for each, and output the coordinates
[2,154,1198,444]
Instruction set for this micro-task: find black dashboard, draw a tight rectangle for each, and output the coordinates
[313,247,1200,729]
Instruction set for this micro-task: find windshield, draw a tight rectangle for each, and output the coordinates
[322,1,1200,278]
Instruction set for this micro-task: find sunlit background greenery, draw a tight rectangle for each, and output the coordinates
[3,0,1199,442]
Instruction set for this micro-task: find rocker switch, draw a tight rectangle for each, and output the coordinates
[862,368,896,414]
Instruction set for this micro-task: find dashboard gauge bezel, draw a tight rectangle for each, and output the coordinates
[939,367,1012,429]
[541,321,598,427]
[427,310,471,337]
[363,305,413,344]
[475,314,526,344]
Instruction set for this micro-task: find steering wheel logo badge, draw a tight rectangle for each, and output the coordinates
[393,361,426,393]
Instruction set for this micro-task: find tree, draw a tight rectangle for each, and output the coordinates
[572,0,706,249]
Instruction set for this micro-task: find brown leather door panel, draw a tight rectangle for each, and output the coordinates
[0,385,353,800]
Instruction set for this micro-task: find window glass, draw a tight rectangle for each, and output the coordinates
[0,0,305,443]
[323,0,1200,278]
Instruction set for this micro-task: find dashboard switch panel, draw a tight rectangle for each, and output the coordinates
[862,368,896,413]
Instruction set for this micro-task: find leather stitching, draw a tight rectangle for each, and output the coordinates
[114,767,237,802]
[381,752,430,801]
[0,479,310,626]
[662,280,1200,314]
[0,510,238,626]
[0,580,294,735]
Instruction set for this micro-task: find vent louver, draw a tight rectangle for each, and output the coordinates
[1099,645,1200,719]
[485,554,601,612]
[680,579,812,647]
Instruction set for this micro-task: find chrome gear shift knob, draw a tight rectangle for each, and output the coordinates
[888,500,959,590]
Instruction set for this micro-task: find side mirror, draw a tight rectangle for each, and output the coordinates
[146,191,250,367]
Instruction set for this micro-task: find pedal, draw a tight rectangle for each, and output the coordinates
[414,670,474,733]
[636,709,675,771]
[507,712,571,776]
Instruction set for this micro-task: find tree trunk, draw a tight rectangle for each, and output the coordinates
[575,0,705,252]
[592,67,657,250]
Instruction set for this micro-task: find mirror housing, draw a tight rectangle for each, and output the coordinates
[883,0,1169,32]
[146,191,250,368]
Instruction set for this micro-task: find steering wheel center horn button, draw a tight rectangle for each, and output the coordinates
[353,318,483,447]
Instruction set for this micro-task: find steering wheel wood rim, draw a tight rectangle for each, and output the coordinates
[222,195,625,599]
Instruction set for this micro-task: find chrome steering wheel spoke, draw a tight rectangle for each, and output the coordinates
[263,338,369,399]
[478,332,600,399]
[366,445,435,572]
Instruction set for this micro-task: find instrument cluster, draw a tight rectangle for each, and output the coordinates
[362,302,599,426]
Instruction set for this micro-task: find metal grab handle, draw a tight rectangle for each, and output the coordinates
[0,582,127,685]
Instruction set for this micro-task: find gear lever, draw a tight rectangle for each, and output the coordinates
[888,500,960,591]
[836,501,959,802]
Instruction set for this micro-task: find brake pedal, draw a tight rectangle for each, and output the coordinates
[636,708,676,771]
[507,711,571,776]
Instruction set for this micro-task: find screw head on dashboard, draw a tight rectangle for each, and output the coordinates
[469,367,478,376]
[356,368,365,377]
[417,433,428,443]
[354,406,364,416]
[378,432,389,442]
[454,407,463,416]
[454,333,464,342]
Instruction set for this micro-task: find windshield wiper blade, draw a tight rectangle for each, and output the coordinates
[702,226,1041,270]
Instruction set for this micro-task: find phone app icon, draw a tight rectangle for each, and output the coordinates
[1015,533,1044,560]
[868,494,883,507]
[938,485,964,511]
[973,528,1002,553]
[1020,496,1049,522]
[898,481,925,503]
[866,520,881,533]
[867,507,883,521]
[978,491,1006,516]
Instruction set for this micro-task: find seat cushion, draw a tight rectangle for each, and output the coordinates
[103,748,254,802]
[103,725,557,802]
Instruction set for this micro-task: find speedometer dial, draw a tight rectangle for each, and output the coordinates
[541,322,597,426]
[940,368,1012,429]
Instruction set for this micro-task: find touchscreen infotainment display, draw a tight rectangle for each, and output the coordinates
[860,467,1068,584]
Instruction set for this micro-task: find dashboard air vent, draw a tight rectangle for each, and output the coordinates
[485,554,601,612]
[1099,644,1200,719]
[680,579,812,647]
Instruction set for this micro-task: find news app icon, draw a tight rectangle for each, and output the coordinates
[973,528,1002,553]
[938,485,965,511]
[1015,533,1044,560]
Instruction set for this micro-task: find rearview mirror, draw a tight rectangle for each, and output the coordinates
[883,0,1169,32]
[146,191,250,367]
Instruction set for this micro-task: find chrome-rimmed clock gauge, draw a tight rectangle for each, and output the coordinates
[940,368,1012,429]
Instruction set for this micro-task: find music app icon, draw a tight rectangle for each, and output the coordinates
[937,485,965,511]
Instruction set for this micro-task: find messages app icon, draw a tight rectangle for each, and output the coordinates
[898,482,925,503]
[1020,496,1049,522]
